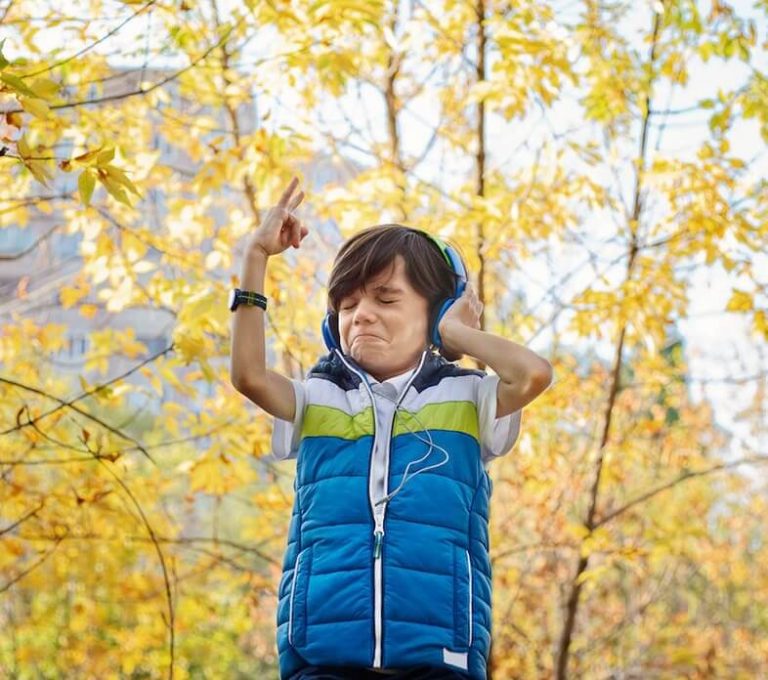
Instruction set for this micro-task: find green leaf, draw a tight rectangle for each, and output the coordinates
[0,38,8,70]
[96,147,115,164]
[1,71,37,97]
[78,169,96,206]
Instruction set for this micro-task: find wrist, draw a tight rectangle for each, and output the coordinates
[439,319,466,350]
[245,243,270,261]
[240,249,268,289]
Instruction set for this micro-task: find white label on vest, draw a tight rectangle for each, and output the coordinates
[443,648,468,670]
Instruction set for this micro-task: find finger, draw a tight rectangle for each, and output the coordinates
[288,190,304,212]
[277,176,299,208]
[284,215,298,247]
[283,213,297,236]
[293,219,302,247]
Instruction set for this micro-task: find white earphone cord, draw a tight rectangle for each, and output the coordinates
[373,389,450,508]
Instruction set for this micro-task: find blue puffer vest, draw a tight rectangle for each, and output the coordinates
[276,348,495,680]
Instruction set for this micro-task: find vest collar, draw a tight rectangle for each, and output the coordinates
[307,347,450,392]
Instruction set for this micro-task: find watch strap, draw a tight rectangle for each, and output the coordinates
[232,289,267,310]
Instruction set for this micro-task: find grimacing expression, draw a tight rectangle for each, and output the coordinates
[337,255,430,381]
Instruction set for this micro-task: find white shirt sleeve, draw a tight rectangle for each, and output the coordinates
[475,373,522,464]
[268,378,306,461]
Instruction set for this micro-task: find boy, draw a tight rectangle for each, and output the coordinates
[230,177,553,680]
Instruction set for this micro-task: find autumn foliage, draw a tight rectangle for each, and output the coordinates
[1,1,767,678]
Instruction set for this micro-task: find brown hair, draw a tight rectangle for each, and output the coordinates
[326,224,466,361]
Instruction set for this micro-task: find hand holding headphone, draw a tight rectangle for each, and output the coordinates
[434,280,483,356]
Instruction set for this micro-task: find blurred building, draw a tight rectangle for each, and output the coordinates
[0,64,356,416]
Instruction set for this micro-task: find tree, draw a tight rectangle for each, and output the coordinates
[1,0,766,678]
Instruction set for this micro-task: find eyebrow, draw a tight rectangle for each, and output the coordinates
[372,285,404,294]
[343,285,405,300]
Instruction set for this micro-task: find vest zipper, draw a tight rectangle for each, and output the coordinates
[373,514,384,666]
[333,349,428,669]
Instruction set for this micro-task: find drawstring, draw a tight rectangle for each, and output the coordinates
[335,348,451,509]
[371,386,450,508]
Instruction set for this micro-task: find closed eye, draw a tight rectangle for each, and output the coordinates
[341,299,397,310]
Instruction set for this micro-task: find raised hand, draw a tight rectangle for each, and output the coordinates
[437,281,483,356]
[246,176,309,257]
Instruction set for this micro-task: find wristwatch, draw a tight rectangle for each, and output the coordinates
[228,288,267,311]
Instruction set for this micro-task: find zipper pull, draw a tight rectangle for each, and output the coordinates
[373,510,385,559]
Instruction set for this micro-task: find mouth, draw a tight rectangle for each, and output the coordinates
[353,334,382,341]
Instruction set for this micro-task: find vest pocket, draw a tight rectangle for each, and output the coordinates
[453,545,472,650]
[288,546,311,649]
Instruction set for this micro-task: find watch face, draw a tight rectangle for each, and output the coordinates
[228,289,237,310]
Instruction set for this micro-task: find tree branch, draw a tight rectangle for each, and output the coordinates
[1,343,174,449]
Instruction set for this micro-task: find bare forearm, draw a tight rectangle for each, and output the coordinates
[230,248,269,387]
[441,323,552,387]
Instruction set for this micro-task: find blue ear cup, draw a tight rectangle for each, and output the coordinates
[320,230,467,353]
[322,311,340,352]
[423,235,467,348]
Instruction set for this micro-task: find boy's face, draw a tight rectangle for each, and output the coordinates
[337,255,430,381]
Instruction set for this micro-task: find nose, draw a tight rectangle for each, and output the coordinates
[352,297,378,324]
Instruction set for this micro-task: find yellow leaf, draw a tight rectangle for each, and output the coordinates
[669,647,697,665]
[16,133,30,158]
[96,147,115,164]
[84,353,109,375]
[575,562,612,586]
[19,95,51,119]
[26,159,54,186]
[60,285,87,308]
[28,77,59,98]
[189,453,255,495]
[726,289,753,312]
[754,309,768,340]
[149,373,163,396]
[73,146,104,166]
[564,520,590,541]
[99,173,133,207]
[103,163,141,196]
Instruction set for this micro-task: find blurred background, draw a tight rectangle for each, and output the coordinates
[0,0,766,677]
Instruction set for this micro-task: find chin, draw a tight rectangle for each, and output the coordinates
[349,345,385,367]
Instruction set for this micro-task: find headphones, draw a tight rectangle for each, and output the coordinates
[321,229,467,353]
